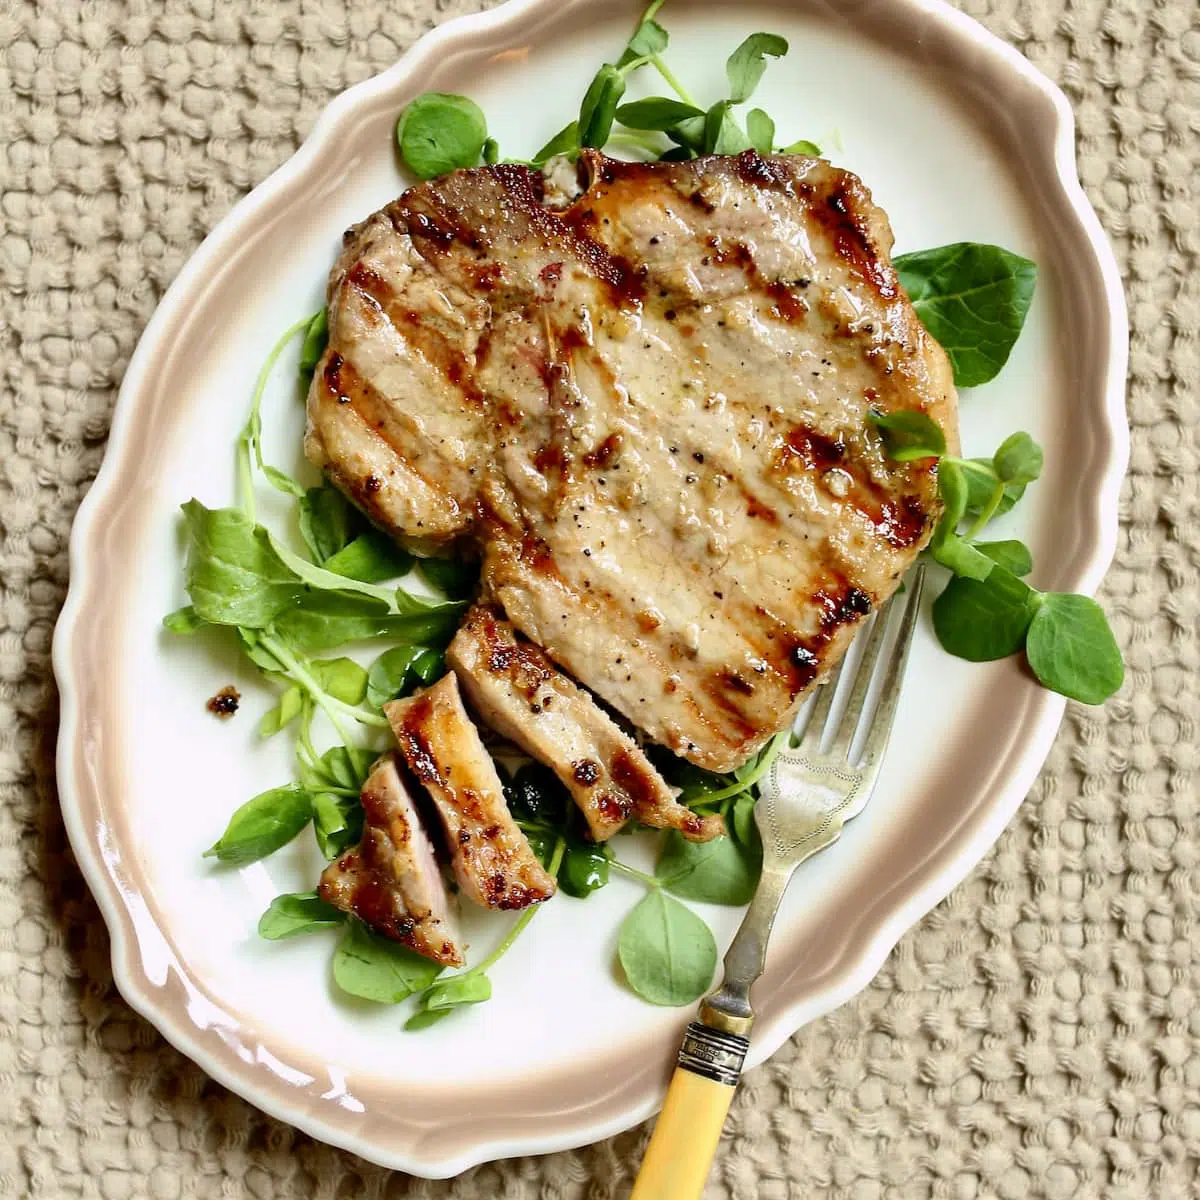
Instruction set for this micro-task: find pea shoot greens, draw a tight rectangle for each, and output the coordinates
[169,0,1123,1034]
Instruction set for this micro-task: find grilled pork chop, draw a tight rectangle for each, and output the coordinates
[308,150,957,772]
[448,605,723,843]
[318,754,464,966]
[385,674,556,910]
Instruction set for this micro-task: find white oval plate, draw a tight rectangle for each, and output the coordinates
[53,0,1127,1178]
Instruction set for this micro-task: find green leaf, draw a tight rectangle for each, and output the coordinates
[992,431,1044,485]
[932,568,1039,662]
[302,745,377,793]
[731,792,757,847]
[366,644,441,707]
[204,784,314,865]
[262,465,306,498]
[533,121,580,163]
[869,410,946,461]
[313,791,364,860]
[746,108,775,154]
[931,535,997,582]
[323,529,413,583]
[503,762,570,826]
[666,114,707,154]
[704,101,751,155]
[958,458,1025,520]
[236,627,288,674]
[181,501,303,629]
[416,556,478,599]
[558,842,611,899]
[618,13,668,66]
[894,243,1037,387]
[411,646,444,682]
[270,591,461,653]
[298,309,328,381]
[929,461,996,579]
[975,539,1033,577]
[298,485,358,565]
[258,891,343,940]
[404,1009,454,1031]
[656,831,760,906]
[615,97,705,130]
[1026,593,1124,704]
[396,93,488,180]
[421,973,492,1012]
[617,891,717,1007]
[933,459,968,544]
[482,137,500,165]
[579,64,626,149]
[725,32,788,103]
[309,657,368,705]
[779,138,820,155]
[163,605,205,634]
[333,920,442,1003]
[258,684,304,737]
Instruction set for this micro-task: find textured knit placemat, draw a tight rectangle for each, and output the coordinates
[2,0,1197,1196]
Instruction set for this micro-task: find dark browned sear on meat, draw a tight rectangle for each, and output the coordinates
[385,674,557,911]
[448,605,723,843]
[307,150,958,773]
[318,753,464,966]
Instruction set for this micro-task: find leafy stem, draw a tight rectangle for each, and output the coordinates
[609,859,660,889]
[239,312,316,519]
[687,730,787,806]
[257,631,388,739]
[651,54,697,106]
[475,837,566,976]
[962,476,1006,540]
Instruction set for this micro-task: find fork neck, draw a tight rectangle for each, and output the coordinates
[700,862,794,1038]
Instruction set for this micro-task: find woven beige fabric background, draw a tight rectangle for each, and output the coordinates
[2,0,1197,1196]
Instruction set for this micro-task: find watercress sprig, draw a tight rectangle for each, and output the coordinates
[870,411,1123,703]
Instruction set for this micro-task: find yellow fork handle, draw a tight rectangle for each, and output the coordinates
[631,1022,750,1200]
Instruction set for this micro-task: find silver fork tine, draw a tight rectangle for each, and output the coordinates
[799,656,844,747]
[857,565,925,780]
[826,598,896,761]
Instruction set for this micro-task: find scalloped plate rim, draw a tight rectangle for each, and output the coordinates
[52,0,1128,1177]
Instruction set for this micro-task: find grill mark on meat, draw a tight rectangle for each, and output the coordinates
[347,262,486,409]
[582,432,621,469]
[478,162,647,307]
[780,426,848,470]
[314,152,957,771]
[731,148,797,192]
[395,695,442,786]
[322,355,463,515]
[775,422,928,546]
[612,750,705,839]
[812,182,898,300]
[765,280,810,323]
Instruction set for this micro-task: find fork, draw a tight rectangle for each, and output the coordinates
[630,566,926,1200]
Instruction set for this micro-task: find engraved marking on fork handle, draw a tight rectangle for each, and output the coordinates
[677,1022,750,1087]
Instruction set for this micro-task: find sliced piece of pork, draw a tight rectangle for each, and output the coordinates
[447,604,723,843]
[385,674,556,911]
[318,753,464,966]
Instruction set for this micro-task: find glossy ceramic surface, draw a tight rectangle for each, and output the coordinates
[53,0,1127,1177]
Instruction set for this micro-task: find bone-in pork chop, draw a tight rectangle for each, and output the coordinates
[307,150,957,772]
